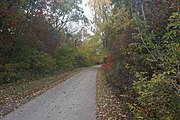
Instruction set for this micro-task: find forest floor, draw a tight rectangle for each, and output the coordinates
[96,68,133,120]
[0,68,86,118]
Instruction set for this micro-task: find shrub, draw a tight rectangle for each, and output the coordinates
[0,63,23,84]
[0,47,56,84]
[53,43,76,70]
[129,71,180,119]
[30,51,56,74]
[74,54,90,67]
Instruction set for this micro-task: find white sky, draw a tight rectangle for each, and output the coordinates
[81,0,93,21]
[67,0,94,34]
[81,0,94,34]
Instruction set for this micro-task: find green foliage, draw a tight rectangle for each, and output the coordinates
[0,0,90,85]
[76,39,104,66]
[131,71,180,120]
[54,43,76,70]
[29,51,56,74]
[12,39,56,74]
[104,61,134,94]
[0,63,22,84]
[97,0,180,119]
[74,54,89,67]
[163,12,180,41]
[129,12,180,120]
[0,45,56,84]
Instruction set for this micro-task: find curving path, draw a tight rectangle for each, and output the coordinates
[1,66,100,120]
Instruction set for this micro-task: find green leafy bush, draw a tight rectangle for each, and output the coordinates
[103,11,180,120]
[130,71,180,119]
[74,54,90,67]
[30,51,56,74]
[0,46,56,84]
[53,43,76,70]
[0,63,21,84]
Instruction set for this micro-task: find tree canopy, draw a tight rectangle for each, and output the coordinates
[0,0,103,84]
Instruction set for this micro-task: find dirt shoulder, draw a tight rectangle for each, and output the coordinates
[96,68,132,120]
[0,68,86,118]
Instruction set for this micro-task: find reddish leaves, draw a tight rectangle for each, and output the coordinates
[102,63,112,71]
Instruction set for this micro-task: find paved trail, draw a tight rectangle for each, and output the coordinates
[1,66,99,120]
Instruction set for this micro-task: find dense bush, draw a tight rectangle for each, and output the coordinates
[0,46,56,84]
[0,63,22,84]
[29,51,56,74]
[53,43,76,70]
[130,71,180,119]
[100,1,180,119]
[128,12,180,119]
[0,0,94,85]
[74,54,90,67]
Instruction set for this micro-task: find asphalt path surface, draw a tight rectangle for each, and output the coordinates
[1,66,99,120]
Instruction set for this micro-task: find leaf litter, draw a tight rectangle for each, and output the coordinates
[96,68,133,120]
[0,68,86,118]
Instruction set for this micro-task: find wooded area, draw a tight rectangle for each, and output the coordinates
[89,0,179,119]
[0,0,103,85]
[0,0,180,119]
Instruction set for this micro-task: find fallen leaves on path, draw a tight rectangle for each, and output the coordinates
[96,68,132,120]
[0,68,86,118]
